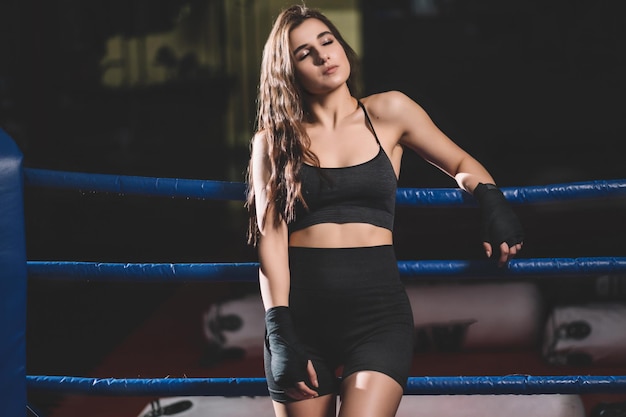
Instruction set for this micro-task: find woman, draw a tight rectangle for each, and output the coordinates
[246,5,524,417]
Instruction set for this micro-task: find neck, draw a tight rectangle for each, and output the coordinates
[304,85,356,128]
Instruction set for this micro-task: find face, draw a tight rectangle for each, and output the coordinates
[288,18,351,95]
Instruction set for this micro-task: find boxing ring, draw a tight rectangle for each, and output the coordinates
[3,128,626,416]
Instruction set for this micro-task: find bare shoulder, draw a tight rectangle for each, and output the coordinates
[250,130,271,178]
[360,91,423,121]
[251,130,268,153]
[250,130,270,163]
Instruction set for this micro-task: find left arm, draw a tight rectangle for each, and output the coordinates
[365,91,524,265]
[372,91,493,193]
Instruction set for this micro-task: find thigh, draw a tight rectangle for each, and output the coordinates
[273,394,337,417]
[338,371,404,417]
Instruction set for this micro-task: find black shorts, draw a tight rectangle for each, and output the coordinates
[265,245,415,402]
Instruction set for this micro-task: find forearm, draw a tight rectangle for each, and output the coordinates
[258,221,314,390]
[453,156,496,194]
[257,220,291,310]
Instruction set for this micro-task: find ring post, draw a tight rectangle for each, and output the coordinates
[0,129,28,417]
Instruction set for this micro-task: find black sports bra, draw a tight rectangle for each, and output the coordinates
[288,101,397,234]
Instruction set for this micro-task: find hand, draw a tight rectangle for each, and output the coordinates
[265,306,314,390]
[483,240,523,267]
[474,183,524,267]
[285,360,320,400]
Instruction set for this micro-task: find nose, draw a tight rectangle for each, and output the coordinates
[313,51,329,65]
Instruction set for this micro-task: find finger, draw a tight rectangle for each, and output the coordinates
[298,380,319,397]
[285,388,312,400]
[483,242,492,258]
[306,360,319,388]
[286,382,318,400]
[498,242,510,266]
[283,361,320,400]
[509,242,524,258]
[285,387,311,401]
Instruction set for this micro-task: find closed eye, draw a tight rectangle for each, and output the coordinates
[296,39,334,61]
[296,49,310,61]
[292,31,335,60]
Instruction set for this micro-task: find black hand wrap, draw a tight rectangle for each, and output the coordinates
[474,183,524,249]
[264,306,309,388]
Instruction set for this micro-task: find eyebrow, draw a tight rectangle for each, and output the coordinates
[292,31,333,55]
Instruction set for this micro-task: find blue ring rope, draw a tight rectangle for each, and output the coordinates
[23,168,246,201]
[23,168,626,206]
[26,257,626,282]
[26,375,626,396]
[20,169,626,398]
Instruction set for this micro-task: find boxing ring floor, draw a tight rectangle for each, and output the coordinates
[3,129,626,417]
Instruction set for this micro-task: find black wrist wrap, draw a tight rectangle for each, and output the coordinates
[474,183,524,248]
[265,306,309,388]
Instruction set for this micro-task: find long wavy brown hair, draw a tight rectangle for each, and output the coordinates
[246,4,360,245]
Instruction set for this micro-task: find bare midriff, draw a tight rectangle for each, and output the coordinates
[288,223,393,248]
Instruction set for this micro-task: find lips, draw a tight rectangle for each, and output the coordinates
[323,65,339,75]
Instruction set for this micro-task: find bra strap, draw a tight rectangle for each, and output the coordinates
[357,100,381,145]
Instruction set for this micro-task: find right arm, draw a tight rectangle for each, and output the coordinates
[250,132,291,310]
[257,210,291,310]
[250,132,319,399]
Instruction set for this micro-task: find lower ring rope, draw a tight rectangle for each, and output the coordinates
[26,375,626,396]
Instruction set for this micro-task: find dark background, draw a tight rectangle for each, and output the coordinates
[1,0,625,414]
